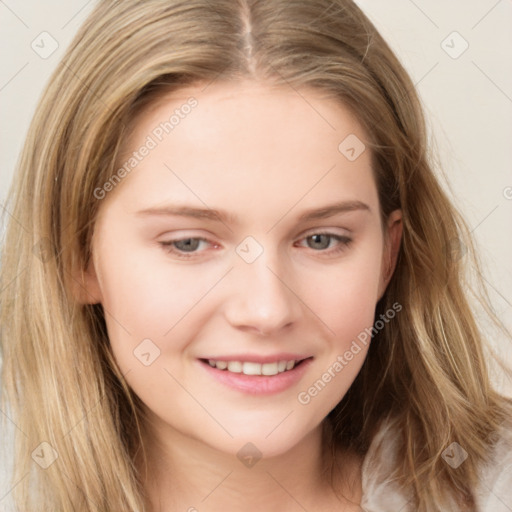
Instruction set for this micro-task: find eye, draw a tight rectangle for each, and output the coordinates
[159,237,214,258]
[297,232,352,254]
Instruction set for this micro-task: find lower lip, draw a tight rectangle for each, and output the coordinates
[198,358,313,395]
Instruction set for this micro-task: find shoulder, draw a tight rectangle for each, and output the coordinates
[359,415,414,511]
[360,415,512,512]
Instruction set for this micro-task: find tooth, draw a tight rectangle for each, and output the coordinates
[211,359,299,374]
[227,361,243,373]
[242,362,262,375]
[262,362,279,376]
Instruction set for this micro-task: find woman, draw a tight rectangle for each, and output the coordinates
[1,1,511,510]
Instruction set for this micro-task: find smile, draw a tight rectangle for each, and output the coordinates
[198,356,313,395]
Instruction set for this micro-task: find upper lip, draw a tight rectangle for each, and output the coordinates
[200,353,312,364]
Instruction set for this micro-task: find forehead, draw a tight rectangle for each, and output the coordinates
[129,79,365,145]
[105,79,378,223]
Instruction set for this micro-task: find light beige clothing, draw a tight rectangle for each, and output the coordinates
[361,416,512,511]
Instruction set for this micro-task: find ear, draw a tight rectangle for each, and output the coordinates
[71,257,103,305]
[377,209,402,300]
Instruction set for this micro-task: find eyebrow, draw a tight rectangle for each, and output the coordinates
[135,200,370,225]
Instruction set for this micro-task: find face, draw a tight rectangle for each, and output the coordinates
[83,80,402,458]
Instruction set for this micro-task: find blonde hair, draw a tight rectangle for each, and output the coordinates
[1,0,511,510]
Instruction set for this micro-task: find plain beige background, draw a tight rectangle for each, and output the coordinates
[0,0,511,505]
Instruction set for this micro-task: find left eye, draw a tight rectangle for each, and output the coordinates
[297,233,352,252]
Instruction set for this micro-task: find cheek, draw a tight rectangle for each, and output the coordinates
[94,243,226,378]
[326,275,380,346]
[305,245,383,342]
[293,260,380,414]
[96,243,219,331]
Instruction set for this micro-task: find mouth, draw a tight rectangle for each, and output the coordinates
[198,355,314,395]
[199,357,311,376]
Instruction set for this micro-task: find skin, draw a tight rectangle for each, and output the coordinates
[81,79,402,511]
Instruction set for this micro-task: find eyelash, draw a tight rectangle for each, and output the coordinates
[159,232,352,260]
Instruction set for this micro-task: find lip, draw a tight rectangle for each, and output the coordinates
[197,356,314,395]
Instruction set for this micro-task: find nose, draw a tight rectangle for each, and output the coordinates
[222,250,302,336]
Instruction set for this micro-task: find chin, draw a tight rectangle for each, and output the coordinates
[196,416,319,461]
